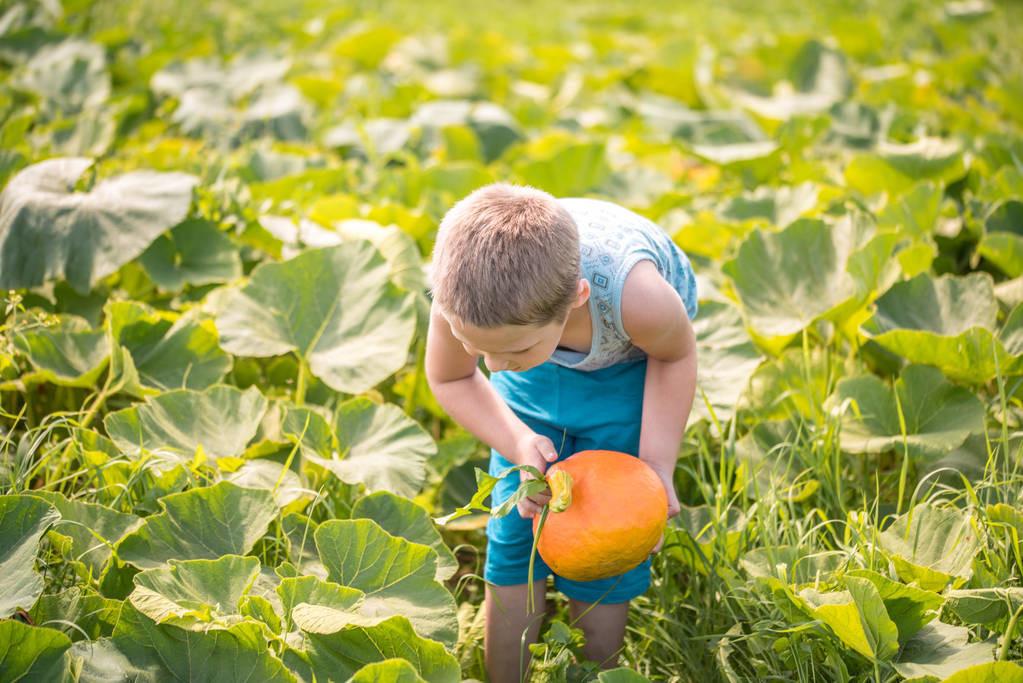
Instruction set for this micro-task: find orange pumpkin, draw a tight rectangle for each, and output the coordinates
[532,450,667,582]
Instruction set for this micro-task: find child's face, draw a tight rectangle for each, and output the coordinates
[447,316,566,373]
[445,278,590,373]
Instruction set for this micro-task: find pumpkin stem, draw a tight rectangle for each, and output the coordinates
[548,470,573,512]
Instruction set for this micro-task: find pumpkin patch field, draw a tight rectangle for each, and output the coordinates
[3,0,1023,680]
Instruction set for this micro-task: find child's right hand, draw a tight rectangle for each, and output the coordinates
[513,432,559,518]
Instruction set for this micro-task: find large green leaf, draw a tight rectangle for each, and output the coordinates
[71,603,296,682]
[0,157,197,293]
[306,397,435,497]
[0,619,71,682]
[277,575,364,628]
[834,365,985,459]
[939,662,1023,683]
[893,620,995,682]
[138,218,242,292]
[129,555,260,629]
[878,504,982,591]
[0,494,60,616]
[105,301,231,393]
[29,587,122,642]
[351,491,458,582]
[730,41,851,120]
[28,490,142,578]
[116,482,276,569]
[284,615,459,683]
[314,519,458,647]
[797,576,899,661]
[104,385,267,461]
[691,300,763,423]
[722,217,875,342]
[944,587,1023,625]
[863,273,1021,383]
[513,137,610,197]
[13,314,109,387]
[845,569,942,642]
[410,99,522,163]
[215,242,416,394]
[845,138,966,197]
[347,659,427,683]
[12,39,110,114]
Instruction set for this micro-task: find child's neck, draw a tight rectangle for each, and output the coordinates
[557,300,592,354]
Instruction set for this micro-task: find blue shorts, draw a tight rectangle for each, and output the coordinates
[484,358,650,604]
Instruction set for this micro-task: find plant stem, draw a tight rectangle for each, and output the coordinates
[295,357,308,406]
[999,601,1023,661]
[527,505,549,615]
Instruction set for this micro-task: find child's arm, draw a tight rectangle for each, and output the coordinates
[425,304,558,515]
[621,261,698,519]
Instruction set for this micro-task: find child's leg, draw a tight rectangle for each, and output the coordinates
[567,599,630,667]
[485,582,547,683]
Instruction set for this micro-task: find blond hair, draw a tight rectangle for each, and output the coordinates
[431,183,580,328]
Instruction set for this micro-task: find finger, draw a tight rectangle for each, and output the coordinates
[527,492,552,507]
[518,499,539,518]
[538,440,558,463]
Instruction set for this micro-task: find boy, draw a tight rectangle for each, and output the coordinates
[425,183,698,681]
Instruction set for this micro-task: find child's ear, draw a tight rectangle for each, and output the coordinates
[574,278,591,307]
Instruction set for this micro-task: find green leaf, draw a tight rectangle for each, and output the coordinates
[129,555,260,629]
[893,620,995,682]
[597,668,651,683]
[13,39,110,114]
[104,385,267,461]
[332,219,427,295]
[410,99,522,164]
[224,458,311,510]
[0,494,60,616]
[306,397,435,498]
[28,587,122,642]
[276,575,364,626]
[13,314,109,387]
[351,491,458,582]
[139,218,242,291]
[513,138,610,197]
[722,218,871,342]
[798,575,899,661]
[864,273,1022,383]
[347,659,427,683]
[216,242,416,394]
[0,157,197,293]
[834,365,985,459]
[105,301,231,393]
[845,138,965,197]
[117,482,277,569]
[845,569,943,642]
[314,519,458,647]
[939,662,1023,683]
[731,41,851,120]
[978,200,1023,277]
[691,300,763,424]
[878,504,982,591]
[71,603,296,682]
[944,587,1023,625]
[0,620,70,682]
[284,615,459,683]
[27,490,142,578]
